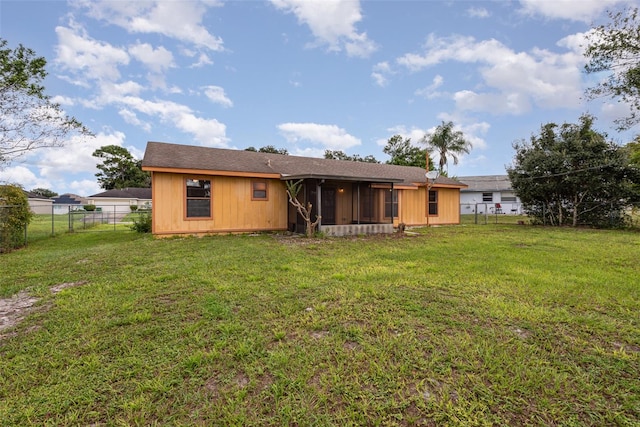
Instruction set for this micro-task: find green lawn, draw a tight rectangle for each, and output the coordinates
[1,225,639,426]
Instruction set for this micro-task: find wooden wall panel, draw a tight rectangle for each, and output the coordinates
[152,172,288,236]
[395,187,461,226]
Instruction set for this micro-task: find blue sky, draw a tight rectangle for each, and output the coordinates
[1,0,639,196]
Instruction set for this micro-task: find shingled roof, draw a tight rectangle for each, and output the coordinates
[458,175,513,192]
[142,141,466,188]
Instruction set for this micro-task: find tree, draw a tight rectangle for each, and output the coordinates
[421,121,471,174]
[285,179,321,238]
[323,150,379,163]
[383,134,431,168]
[245,145,289,155]
[584,7,640,130]
[0,38,91,168]
[0,184,33,252]
[30,188,57,198]
[507,115,640,228]
[627,136,640,166]
[93,145,150,190]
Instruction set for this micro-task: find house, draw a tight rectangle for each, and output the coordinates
[25,191,54,215]
[141,141,468,237]
[87,188,152,214]
[458,175,521,214]
[52,193,88,214]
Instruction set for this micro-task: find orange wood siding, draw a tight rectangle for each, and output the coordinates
[397,187,460,226]
[152,172,288,236]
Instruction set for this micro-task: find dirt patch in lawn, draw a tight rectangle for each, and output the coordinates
[0,281,88,340]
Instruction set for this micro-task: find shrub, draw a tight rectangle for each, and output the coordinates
[84,204,96,211]
[0,185,33,252]
[130,205,138,212]
[130,211,152,233]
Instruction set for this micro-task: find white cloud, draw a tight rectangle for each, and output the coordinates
[55,24,129,83]
[397,33,585,114]
[69,179,102,197]
[190,53,214,68]
[128,42,175,73]
[415,75,444,99]
[118,97,229,147]
[376,125,429,148]
[0,165,50,190]
[37,131,126,181]
[277,122,361,150]
[518,0,630,22]
[202,85,233,108]
[467,7,490,18]
[119,109,152,132]
[72,0,225,50]
[271,0,377,57]
[371,61,392,87]
[50,95,76,107]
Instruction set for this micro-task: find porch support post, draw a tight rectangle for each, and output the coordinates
[390,183,394,224]
[357,183,360,224]
[316,180,322,229]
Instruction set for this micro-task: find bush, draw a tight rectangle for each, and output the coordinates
[130,205,138,212]
[0,185,33,252]
[130,211,152,233]
[84,204,96,211]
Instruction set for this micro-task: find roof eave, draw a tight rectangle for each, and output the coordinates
[280,174,404,183]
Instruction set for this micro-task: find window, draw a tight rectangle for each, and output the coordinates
[252,180,268,200]
[428,190,438,215]
[482,192,493,202]
[384,189,398,218]
[186,179,211,218]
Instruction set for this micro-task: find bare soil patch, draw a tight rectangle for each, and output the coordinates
[0,281,88,339]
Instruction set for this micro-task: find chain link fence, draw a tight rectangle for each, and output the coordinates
[1,203,151,248]
[460,202,528,225]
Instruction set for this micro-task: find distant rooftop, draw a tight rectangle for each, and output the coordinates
[458,175,513,192]
[89,188,152,199]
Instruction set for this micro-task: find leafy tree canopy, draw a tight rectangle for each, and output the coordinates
[584,7,640,130]
[323,150,379,163]
[93,145,150,190]
[507,115,640,228]
[421,121,471,174]
[0,38,92,168]
[30,187,57,198]
[0,184,33,252]
[627,137,640,165]
[245,145,289,155]
[383,134,431,168]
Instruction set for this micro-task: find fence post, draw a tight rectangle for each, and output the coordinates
[51,203,55,236]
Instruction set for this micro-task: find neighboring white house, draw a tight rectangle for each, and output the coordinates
[458,175,522,214]
[52,193,88,214]
[87,188,152,214]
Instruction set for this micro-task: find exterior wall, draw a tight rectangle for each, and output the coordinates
[28,199,53,215]
[398,187,461,226]
[87,197,152,213]
[152,172,288,236]
[460,191,522,214]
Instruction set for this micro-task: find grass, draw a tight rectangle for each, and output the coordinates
[1,225,639,426]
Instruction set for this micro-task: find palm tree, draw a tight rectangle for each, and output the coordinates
[421,121,472,174]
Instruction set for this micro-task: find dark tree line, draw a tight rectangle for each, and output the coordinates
[508,115,640,227]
